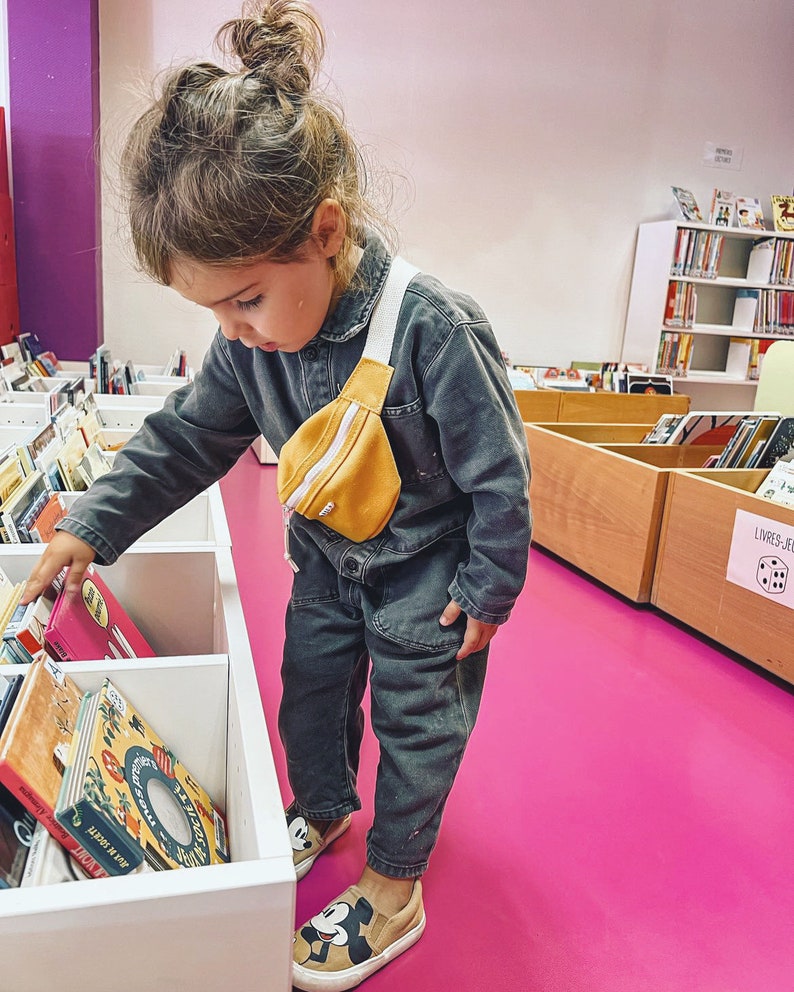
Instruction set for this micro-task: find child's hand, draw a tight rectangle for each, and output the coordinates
[439,600,499,661]
[21,532,97,605]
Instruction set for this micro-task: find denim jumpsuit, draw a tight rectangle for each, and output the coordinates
[59,233,532,878]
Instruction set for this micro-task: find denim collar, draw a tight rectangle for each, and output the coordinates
[318,231,391,344]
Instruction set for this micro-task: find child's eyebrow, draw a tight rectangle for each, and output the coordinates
[210,282,258,306]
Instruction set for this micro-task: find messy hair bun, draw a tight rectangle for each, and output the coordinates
[121,1,393,288]
[217,0,324,96]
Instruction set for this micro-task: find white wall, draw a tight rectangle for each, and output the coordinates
[99,0,794,372]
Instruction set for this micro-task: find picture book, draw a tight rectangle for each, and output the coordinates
[19,820,90,887]
[56,679,230,874]
[25,492,68,543]
[713,415,780,469]
[0,656,109,879]
[754,417,794,468]
[756,459,794,508]
[0,470,49,544]
[642,413,685,444]
[735,196,766,230]
[44,563,156,663]
[0,781,35,888]
[625,373,674,396]
[671,186,703,222]
[665,412,754,446]
[770,195,794,233]
[708,188,736,227]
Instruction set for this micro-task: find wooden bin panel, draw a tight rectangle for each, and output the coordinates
[652,470,794,683]
[514,389,561,422]
[525,423,670,601]
[534,423,654,444]
[558,391,690,423]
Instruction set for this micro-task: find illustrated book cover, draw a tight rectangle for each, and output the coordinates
[44,563,156,663]
[665,412,753,446]
[671,186,703,222]
[755,417,794,469]
[0,656,109,879]
[756,460,794,508]
[708,188,736,227]
[735,196,766,230]
[770,195,794,233]
[56,678,230,874]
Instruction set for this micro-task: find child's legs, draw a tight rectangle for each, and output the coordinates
[279,537,368,820]
[362,531,488,878]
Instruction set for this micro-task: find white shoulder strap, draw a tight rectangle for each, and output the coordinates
[362,256,420,365]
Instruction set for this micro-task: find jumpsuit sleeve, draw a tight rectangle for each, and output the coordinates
[423,319,531,625]
[57,333,261,565]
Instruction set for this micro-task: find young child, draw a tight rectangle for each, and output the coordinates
[22,2,531,987]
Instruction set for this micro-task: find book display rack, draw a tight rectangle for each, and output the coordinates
[622,221,794,410]
[0,390,294,990]
[525,415,794,685]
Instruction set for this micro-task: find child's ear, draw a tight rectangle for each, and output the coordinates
[312,199,346,259]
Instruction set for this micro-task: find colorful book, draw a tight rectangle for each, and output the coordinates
[756,459,794,508]
[25,492,68,544]
[754,417,794,468]
[56,679,230,874]
[671,187,703,222]
[44,564,156,663]
[770,195,794,233]
[665,412,758,446]
[0,656,109,879]
[735,196,766,230]
[708,189,736,227]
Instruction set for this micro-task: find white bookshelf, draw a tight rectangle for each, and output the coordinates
[621,220,794,409]
[0,547,295,992]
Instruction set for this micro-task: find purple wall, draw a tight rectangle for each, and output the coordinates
[7,0,101,360]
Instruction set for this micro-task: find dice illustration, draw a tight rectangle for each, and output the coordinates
[756,556,788,594]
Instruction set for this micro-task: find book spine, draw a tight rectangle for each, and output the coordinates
[56,800,143,876]
[0,764,109,879]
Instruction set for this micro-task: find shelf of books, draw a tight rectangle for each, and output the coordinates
[0,546,295,992]
[652,468,794,683]
[622,219,794,410]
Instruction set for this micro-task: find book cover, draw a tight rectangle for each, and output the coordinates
[19,820,89,887]
[665,412,753,446]
[756,460,794,508]
[755,417,794,468]
[0,656,109,879]
[25,492,68,544]
[671,187,703,222]
[44,564,156,663]
[770,195,794,233]
[708,188,736,227]
[57,679,230,874]
[735,196,766,230]
[0,782,35,888]
[625,373,673,396]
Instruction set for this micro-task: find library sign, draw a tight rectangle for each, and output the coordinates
[727,509,794,609]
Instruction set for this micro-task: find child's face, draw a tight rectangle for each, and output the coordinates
[169,246,336,353]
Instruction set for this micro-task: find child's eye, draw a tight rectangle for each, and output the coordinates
[235,295,263,312]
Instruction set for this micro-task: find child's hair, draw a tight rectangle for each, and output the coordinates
[121,0,390,289]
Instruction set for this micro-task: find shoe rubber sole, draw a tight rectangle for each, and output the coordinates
[292,913,426,992]
[294,814,352,881]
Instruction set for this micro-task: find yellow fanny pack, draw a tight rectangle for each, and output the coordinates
[276,257,419,568]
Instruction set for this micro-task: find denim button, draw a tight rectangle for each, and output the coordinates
[344,557,359,573]
[303,345,319,362]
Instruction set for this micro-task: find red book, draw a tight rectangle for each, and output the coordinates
[0,656,109,879]
[44,564,156,663]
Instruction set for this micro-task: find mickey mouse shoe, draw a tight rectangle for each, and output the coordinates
[292,880,425,991]
[286,804,352,880]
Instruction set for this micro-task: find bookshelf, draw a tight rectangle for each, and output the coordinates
[622,220,794,409]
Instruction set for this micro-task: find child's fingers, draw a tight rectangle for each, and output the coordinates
[21,535,96,604]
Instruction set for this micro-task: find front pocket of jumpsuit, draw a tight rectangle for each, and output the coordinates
[372,531,469,652]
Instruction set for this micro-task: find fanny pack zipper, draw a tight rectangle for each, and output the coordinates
[282,401,361,572]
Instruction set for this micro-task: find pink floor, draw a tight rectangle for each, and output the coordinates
[221,450,794,992]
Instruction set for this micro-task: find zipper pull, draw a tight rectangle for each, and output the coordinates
[282,506,300,573]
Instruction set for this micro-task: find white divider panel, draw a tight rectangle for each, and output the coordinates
[0,545,295,992]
